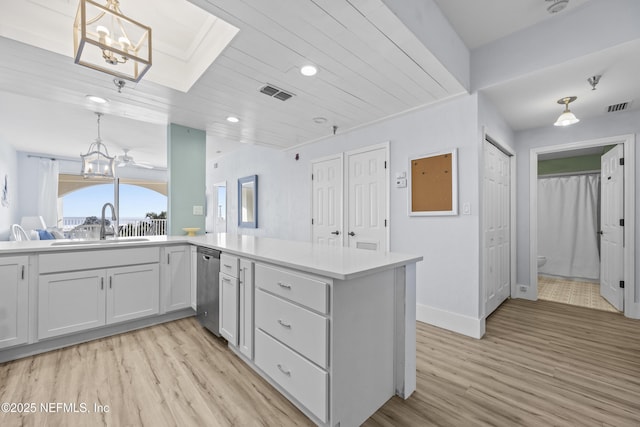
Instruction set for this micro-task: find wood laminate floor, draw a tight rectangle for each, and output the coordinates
[1,299,639,426]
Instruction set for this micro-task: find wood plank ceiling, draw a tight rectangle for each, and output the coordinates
[0,0,465,165]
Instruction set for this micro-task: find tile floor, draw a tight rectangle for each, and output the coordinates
[537,275,619,313]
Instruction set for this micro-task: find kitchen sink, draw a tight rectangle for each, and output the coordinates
[51,238,150,246]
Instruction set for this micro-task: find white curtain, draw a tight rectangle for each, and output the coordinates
[37,159,59,229]
[538,174,600,280]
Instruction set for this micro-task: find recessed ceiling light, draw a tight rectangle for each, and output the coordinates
[86,95,109,104]
[226,116,240,123]
[313,116,327,124]
[300,65,318,76]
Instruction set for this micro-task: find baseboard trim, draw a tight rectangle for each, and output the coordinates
[416,303,484,339]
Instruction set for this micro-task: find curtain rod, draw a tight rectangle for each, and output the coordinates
[27,154,81,163]
[538,170,600,178]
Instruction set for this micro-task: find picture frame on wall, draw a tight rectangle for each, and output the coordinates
[408,149,458,216]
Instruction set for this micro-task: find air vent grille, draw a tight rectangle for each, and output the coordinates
[607,102,630,113]
[259,84,295,101]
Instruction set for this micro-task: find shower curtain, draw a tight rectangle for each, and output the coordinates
[538,174,600,280]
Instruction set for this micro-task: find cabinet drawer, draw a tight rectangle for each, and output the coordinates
[255,264,328,314]
[220,254,239,278]
[255,329,328,423]
[255,289,328,368]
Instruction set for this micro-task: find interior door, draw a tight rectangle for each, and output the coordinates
[483,140,511,316]
[346,147,388,251]
[311,156,343,246]
[600,144,624,311]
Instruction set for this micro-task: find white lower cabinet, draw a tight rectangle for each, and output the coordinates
[253,263,330,424]
[106,264,160,324]
[0,256,29,349]
[255,329,328,422]
[162,245,191,313]
[219,254,254,354]
[219,271,239,345]
[238,258,254,359]
[38,264,159,339]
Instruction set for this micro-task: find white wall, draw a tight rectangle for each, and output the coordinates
[515,109,640,313]
[0,139,18,240]
[209,94,486,337]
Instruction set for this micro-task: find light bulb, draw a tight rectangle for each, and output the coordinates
[96,25,110,37]
[118,36,131,49]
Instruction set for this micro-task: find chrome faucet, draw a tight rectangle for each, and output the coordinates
[100,202,118,240]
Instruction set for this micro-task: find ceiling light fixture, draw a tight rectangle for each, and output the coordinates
[74,0,152,82]
[80,112,116,178]
[226,116,240,123]
[312,117,327,124]
[554,96,580,127]
[86,94,109,104]
[300,65,318,76]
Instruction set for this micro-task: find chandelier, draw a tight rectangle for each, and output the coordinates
[73,0,152,82]
[81,113,116,179]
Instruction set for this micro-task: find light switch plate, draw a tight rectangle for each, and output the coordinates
[193,205,204,215]
[395,178,407,188]
[462,203,471,215]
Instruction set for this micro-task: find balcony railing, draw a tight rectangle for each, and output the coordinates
[62,217,167,237]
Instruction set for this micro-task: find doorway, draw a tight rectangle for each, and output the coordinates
[482,136,515,317]
[311,143,389,251]
[529,135,636,316]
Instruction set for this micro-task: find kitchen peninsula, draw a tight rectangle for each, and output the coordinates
[0,233,421,426]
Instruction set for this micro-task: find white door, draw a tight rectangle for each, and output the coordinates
[483,140,511,316]
[346,147,388,251]
[311,156,343,246]
[600,145,624,311]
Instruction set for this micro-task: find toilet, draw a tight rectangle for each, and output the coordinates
[537,256,547,268]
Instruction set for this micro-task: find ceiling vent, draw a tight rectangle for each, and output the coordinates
[606,102,631,113]
[259,84,294,101]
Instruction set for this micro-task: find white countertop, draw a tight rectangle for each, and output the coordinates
[0,233,422,280]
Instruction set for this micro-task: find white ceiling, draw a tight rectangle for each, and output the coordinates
[0,0,638,168]
[433,0,591,49]
[0,0,464,168]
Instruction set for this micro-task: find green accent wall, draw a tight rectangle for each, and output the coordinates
[167,124,206,235]
[538,154,602,175]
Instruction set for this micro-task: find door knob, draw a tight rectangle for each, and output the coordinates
[330,230,340,235]
[597,230,603,235]
[348,231,355,236]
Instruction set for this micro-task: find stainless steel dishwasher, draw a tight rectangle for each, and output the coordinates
[196,246,221,336]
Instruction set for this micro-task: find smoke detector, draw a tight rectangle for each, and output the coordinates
[546,0,569,14]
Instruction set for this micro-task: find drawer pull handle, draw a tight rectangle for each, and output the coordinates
[277,364,291,376]
[277,319,292,329]
[223,264,232,269]
[277,282,292,289]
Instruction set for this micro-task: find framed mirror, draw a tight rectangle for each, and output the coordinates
[238,175,258,228]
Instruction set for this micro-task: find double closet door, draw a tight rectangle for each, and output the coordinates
[311,144,388,251]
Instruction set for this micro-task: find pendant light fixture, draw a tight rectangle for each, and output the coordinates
[73,0,152,82]
[80,113,116,179]
[554,96,580,127]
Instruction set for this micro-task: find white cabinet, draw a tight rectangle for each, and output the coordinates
[0,256,29,349]
[219,254,254,355]
[38,270,106,339]
[162,245,191,313]
[238,258,254,359]
[219,271,239,345]
[39,265,159,339]
[254,263,330,423]
[106,264,160,324]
